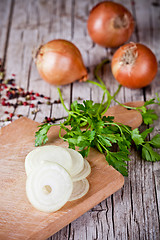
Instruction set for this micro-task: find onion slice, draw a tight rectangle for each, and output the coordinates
[66,148,84,177]
[25,145,72,176]
[72,159,91,182]
[69,179,89,201]
[26,162,73,212]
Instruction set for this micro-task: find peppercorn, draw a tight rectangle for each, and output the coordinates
[31,96,36,100]
[30,103,35,108]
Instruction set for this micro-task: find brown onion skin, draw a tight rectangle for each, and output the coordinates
[36,39,88,85]
[87,1,134,48]
[111,43,158,89]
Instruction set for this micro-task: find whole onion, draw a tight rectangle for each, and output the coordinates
[111,42,158,88]
[87,1,134,48]
[35,39,88,85]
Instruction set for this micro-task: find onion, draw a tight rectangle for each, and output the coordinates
[69,179,89,201]
[35,39,88,85]
[87,1,134,48]
[72,159,91,182]
[25,145,73,176]
[111,42,158,88]
[26,162,73,212]
[25,145,86,177]
[66,148,84,176]
[25,146,91,212]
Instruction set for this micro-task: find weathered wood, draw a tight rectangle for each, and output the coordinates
[0,0,14,127]
[0,0,160,239]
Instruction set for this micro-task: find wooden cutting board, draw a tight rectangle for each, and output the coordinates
[0,117,124,240]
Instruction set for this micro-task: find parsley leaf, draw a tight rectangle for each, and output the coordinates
[107,152,130,176]
[63,129,95,149]
[140,127,154,140]
[144,98,156,106]
[35,123,52,146]
[141,109,158,125]
[142,143,160,162]
[131,128,144,146]
[150,134,160,148]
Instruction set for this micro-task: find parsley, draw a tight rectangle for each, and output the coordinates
[141,109,158,125]
[35,123,52,146]
[142,143,160,162]
[131,128,144,146]
[35,60,160,176]
[150,134,160,148]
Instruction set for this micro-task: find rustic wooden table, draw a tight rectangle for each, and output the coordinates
[0,0,160,239]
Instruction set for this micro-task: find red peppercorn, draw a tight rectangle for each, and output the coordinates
[18,88,24,92]
[23,102,28,106]
[2,100,6,106]
[44,96,50,100]
[6,117,10,121]
[35,93,40,97]
[17,114,23,118]
[31,96,36,100]
[9,113,14,118]
[4,111,9,114]
[30,103,35,108]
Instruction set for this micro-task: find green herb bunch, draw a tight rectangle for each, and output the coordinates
[35,60,160,176]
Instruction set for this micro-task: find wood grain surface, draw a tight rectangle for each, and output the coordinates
[0,117,124,240]
[0,0,160,239]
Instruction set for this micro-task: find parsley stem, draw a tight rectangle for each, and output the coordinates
[87,79,106,91]
[113,98,143,112]
[57,88,88,121]
[97,139,109,152]
[97,92,106,117]
[101,96,112,116]
[94,59,110,88]
[101,92,106,104]
[59,127,65,140]
[57,87,70,113]
[112,84,122,99]
[70,111,88,122]
[120,124,132,134]
[104,122,124,136]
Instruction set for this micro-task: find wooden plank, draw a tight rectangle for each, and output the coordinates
[144,0,160,225]
[0,0,13,62]
[0,0,14,127]
[3,0,72,126]
[0,117,124,240]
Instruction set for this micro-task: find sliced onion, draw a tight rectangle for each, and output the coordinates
[69,179,89,201]
[25,145,72,176]
[72,159,91,182]
[66,148,84,177]
[26,162,73,212]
